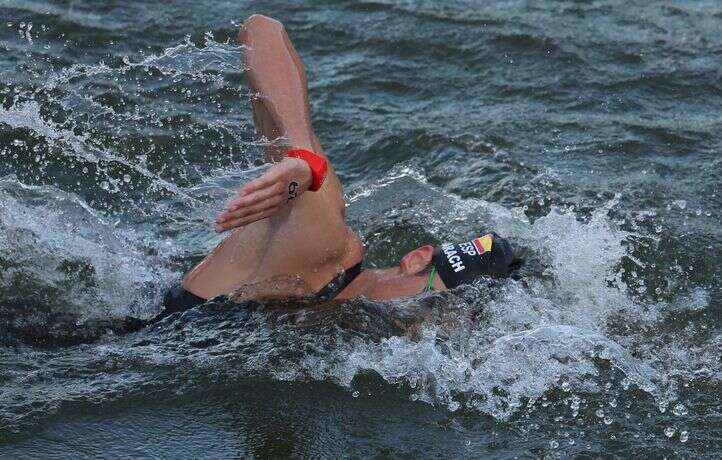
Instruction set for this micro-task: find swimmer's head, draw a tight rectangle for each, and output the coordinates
[363,232,523,300]
[430,232,522,288]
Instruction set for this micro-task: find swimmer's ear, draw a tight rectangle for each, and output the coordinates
[399,245,434,275]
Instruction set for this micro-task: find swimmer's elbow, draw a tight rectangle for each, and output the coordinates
[238,14,285,45]
[245,14,283,31]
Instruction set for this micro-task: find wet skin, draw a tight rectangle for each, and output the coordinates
[182,15,445,303]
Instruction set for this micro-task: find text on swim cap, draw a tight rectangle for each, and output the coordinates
[442,243,466,272]
[458,241,478,256]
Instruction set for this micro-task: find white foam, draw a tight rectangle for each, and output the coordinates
[289,167,717,417]
[0,176,172,318]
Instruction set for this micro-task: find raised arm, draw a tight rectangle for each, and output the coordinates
[240,14,317,160]
[215,15,342,233]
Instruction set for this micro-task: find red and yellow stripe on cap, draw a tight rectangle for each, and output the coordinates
[472,234,494,255]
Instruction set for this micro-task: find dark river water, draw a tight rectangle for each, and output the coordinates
[1,0,720,458]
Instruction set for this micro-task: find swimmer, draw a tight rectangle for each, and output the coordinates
[153,15,523,323]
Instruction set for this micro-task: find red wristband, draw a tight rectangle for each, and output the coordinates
[287,149,328,192]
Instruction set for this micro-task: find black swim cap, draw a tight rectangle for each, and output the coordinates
[431,232,521,288]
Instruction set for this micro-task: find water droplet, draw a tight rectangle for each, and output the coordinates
[679,431,689,443]
[595,409,604,418]
[672,403,688,416]
[561,381,570,392]
[664,427,675,438]
[673,199,686,210]
[604,416,613,425]
[100,181,109,190]
[609,398,617,408]
[123,174,131,183]
[549,440,559,449]
[570,395,581,413]
[658,400,668,413]
[352,391,359,398]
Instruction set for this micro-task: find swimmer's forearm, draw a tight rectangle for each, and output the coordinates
[239,15,316,156]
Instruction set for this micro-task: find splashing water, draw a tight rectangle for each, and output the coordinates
[0,1,720,457]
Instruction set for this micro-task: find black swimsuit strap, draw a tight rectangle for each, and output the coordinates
[138,285,208,328]
[315,261,363,302]
[127,261,364,331]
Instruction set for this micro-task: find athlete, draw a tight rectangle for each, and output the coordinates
[155,15,522,322]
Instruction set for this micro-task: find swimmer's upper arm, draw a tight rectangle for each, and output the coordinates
[238,15,321,162]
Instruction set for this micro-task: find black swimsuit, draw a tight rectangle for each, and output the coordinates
[142,261,364,327]
[314,261,363,302]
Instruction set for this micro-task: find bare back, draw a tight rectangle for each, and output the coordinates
[182,16,362,300]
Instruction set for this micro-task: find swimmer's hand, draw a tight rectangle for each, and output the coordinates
[214,157,312,232]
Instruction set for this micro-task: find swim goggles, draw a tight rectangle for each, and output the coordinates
[425,265,436,292]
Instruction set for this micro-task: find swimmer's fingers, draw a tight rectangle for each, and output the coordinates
[215,193,285,231]
[236,166,284,199]
[214,158,311,231]
[214,201,283,232]
[226,158,309,210]
[226,180,285,211]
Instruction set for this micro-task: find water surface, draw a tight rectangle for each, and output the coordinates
[0,0,720,458]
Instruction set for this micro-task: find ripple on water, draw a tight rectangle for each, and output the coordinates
[0,0,720,456]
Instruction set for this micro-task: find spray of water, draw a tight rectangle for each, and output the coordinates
[0,31,717,442]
